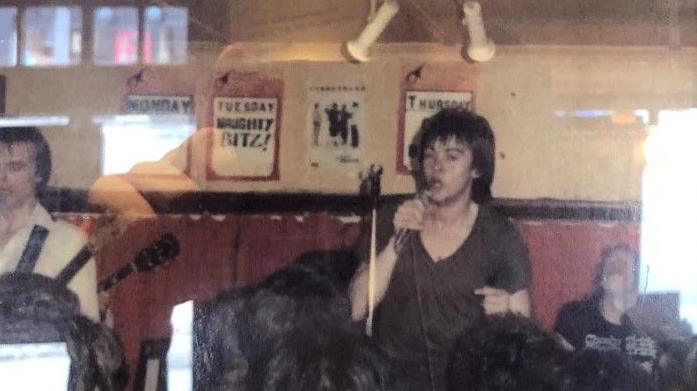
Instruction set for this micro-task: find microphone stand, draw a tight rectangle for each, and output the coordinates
[365,164,382,337]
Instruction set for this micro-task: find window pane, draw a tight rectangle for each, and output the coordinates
[22,6,82,66]
[0,7,17,67]
[144,6,188,65]
[0,343,71,390]
[97,114,196,175]
[94,7,138,65]
[641,109,697,332]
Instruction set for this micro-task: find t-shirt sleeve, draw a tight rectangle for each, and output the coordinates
[554,301,585,349]
[492,220,531,294]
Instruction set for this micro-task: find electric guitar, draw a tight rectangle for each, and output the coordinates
[97,233,180,293]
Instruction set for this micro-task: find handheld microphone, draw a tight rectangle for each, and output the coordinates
[393,190,431,252]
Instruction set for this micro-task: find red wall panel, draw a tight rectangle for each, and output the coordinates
[60,212,639,389]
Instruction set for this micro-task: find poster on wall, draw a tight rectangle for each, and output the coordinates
[306,81,366,167]
[212,97,279,178]
[208,70,283,180]
[124,95,194,115]
[398,90,473,173]
[104,68,197,176]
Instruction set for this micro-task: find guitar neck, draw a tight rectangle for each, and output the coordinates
[97,263,136,293]
[95,233,179,293]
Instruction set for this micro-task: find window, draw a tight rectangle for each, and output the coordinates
[94,5,189,66]
[2,5,190,67]
[22,6,82,66]
[96,114,196,175]
[166,301,193,391]
[93,6,139,65]
[0,7,17,66]
[0,343,71,389]
[144,6,188,65]
[641,109,697,331]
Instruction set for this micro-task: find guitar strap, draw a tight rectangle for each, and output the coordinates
[15,225,49,273]
[54,245,92,286]
[15,224,91,287]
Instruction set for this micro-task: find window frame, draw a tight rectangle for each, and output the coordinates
[0,0,192,68]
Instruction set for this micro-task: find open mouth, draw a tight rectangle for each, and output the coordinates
[427,179,443,191]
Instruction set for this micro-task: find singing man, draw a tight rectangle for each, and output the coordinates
[350,108,531,391]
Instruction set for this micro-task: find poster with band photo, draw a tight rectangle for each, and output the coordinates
[398,90,473,173]
[306,81,366,167]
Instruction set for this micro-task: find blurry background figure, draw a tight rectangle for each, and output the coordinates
[554,243,658,373]
[88,128,204,229]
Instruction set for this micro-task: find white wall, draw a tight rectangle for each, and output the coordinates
[5,42,696,201]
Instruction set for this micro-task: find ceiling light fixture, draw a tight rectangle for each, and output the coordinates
[462,1,495,62]
[346,0,400,63]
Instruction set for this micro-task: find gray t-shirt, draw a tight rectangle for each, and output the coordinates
[357,203,531,390]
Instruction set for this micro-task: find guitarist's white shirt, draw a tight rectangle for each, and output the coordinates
[0,203,98,321]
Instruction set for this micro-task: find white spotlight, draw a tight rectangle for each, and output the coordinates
[462,1,495,62]
[346,1,400,62]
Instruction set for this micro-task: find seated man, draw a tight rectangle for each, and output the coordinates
[0,127,98,319]
[554,243,657,373]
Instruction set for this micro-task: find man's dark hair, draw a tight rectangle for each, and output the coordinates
[447,314,569,391]
[195,288,254,390]
[417,108,495,204]
[0,273,127,391]
[261,327,389,391]
[196,251,360,390]
[0,126,52,194]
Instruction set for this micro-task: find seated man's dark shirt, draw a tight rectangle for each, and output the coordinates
[555,296,658,373]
